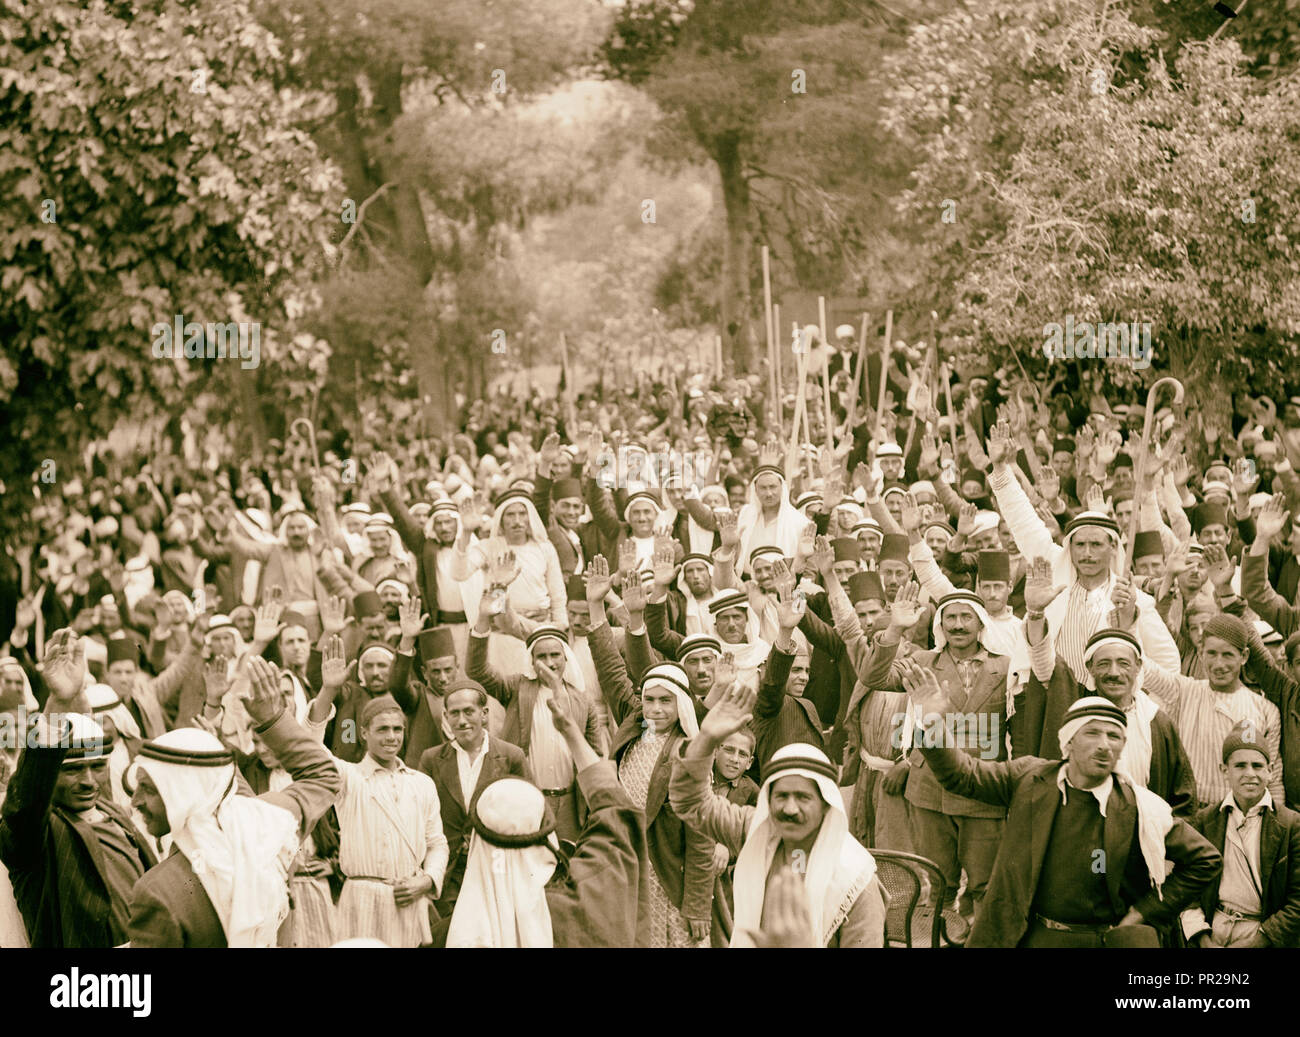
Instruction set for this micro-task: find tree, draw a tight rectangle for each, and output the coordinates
[602,0,928,374]
[881,0,1300,453]
[252,0,612,439]
[0,0,341,542]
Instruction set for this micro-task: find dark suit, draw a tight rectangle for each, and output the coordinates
[1185,798,1300,947]
[924,747,1222,947]
[0,742,156,947]
[417,736,530,913]
[532,474,601,577]
[589,621,715,939]
[865,639,1009,912]
[125,710,342,947]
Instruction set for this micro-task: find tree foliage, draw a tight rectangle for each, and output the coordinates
[0,0,341,541]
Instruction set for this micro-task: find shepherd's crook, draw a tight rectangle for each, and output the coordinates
[291,418,321,473]
[1124,377,1184,573]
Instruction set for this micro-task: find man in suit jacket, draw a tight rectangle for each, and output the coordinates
[126,657,341,947]
[910,671,1221,948]
[1181,726,1300,947]
[865,589,1009,922]
[753,600,825,779]
[417,679,530,916]
[533,469,601,578]
[0,634,157,948]
[103,633,202,741]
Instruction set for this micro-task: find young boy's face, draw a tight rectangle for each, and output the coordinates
[714,732,754,782]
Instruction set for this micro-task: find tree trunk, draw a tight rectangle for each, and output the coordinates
[715,133,756,375]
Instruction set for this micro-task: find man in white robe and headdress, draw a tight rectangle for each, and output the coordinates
[670,683,886,947]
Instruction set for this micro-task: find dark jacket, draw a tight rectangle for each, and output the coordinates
[753,644,825,781]
[589,621,715,928]
[923,747,1222,947]
[1186,797,1300,947]
[0,742,156,947]
[417,736,530,911]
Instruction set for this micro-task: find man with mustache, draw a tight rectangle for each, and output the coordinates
[669,682,886,947]
[905,662,1220,947]
[1180,724,1300,947]
[1011,561,1198,817]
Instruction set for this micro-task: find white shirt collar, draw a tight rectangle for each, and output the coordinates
[452,732,489,762]
[1221,788,1272,818]
[1056,765,1114,817]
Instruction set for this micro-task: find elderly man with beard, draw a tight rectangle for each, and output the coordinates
[1011,560,1198,815]
[367,453,483,662]
[670,683,886,947]
[126,654,341,947]
[909,665,1221,947]
[0,631,157,947]
[864,583,1010,923]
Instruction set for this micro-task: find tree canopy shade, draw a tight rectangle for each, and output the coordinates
[0,0,341,541]
[880,0,1300,450]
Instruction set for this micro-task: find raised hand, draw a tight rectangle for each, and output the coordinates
[1255,494,1291,540]
[320,635,352,689]
[321,594,348,635]
[398,595,429,639]
[716,509,740,550]
[538,432,561,471]
[312,473,338,513]
[775,584,804,631]
[488,550,521,588]
[888,581,924,630]
[1202,543,1236,591]
[539,684,576,737]
[818,444,836,478]
[742,867,816,949]
[242,655,285,725]
[955,501,978,539]
[1023,557,1066,613]
[584,556,614,604]
[1083,482,1110,516]
[622,575,648,615]
[252,600,285,644]
[651,543,678,589]
[986,420,1015,466]
[1109,575,1138,628]
[898,491,923,533]
[713,652,737,691]
[919,431,941,473]
[1076,423,1096,459]
[1038,467,1060,504]
[1168,453,1189,488]
[698,679,757,747]
[585,430,606,470]
[966,432,990,471]
[457,496,481,536]
[898,656,950,716]
[14,596,37,631]
[534,660,564,694]
[365,452,393,496]
[42,628,86,704]
[617,537,638,578]
[808,534,835,576]
[758,438,782,468]
[203,655,231,705]
[1095,427,1122,467]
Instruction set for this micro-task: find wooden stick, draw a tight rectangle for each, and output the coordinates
[940,360,960,466]
[874,310,894,444]
[715,334,723,378]
[842,311,871,451]
[785,323,809,475]
[762,246,778,437]
[773,303,783,435]
[1124,377,1185,573]
[818,296,835,453]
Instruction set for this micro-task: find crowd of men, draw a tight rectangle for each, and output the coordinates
[4,327,1300,948]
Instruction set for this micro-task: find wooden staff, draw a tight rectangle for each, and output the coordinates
[785,322,809,475]
[1124,376,1185,573]
[818,296,835,453]
[874,310,894,444]
[715,334,723,378]
[290,418,320,473]
[842,311,871,451]
[939,360,960,465]
[773,302,783,433]
[762,246,778,437]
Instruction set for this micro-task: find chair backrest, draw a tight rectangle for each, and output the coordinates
[870,849,949,948]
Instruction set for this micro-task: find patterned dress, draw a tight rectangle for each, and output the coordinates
[618,731,706,948]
